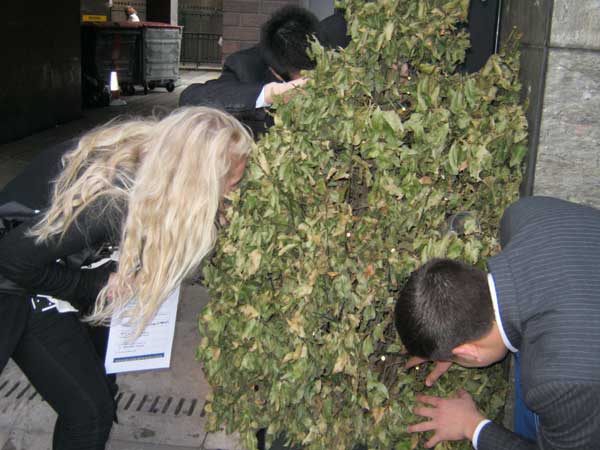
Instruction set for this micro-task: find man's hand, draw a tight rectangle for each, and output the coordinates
[405,357,453,387]
[264,78,308,104]
[409,390,486,448]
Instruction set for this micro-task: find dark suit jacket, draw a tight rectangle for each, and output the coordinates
[482,196,600,449]
[179,46,279,138]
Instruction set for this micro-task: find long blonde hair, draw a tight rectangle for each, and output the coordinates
[31,107,252,332]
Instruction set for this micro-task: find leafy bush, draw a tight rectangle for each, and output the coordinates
[198,1,527,448]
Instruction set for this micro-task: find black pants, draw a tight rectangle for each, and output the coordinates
[1,294,115,450]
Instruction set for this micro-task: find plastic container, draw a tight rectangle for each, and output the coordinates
[81,21,182,105]
[142,24,182,93]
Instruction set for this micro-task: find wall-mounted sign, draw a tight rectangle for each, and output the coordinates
[82,14,108,22]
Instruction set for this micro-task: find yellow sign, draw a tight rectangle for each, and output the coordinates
[82,14,107,22]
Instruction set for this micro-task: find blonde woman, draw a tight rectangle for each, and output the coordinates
[0,107,252,450]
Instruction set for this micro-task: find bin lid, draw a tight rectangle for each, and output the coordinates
[82,21,182,29]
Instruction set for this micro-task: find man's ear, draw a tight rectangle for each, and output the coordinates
[452,343,482,363]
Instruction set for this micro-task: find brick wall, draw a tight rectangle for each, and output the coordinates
[222,0,301,59]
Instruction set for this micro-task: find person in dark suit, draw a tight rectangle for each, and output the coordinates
[394,196,600,449]
[179,6,320,138]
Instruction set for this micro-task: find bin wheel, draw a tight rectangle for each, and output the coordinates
[148,82,156,90]
[166,81,175,93]
[101,87,111,107]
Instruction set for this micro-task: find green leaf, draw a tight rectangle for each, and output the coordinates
[382,110,404,132]
[510,144,528,167]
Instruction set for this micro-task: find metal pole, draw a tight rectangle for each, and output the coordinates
[494,0,503,53]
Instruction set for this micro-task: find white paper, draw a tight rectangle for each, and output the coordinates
[104,286,180,374]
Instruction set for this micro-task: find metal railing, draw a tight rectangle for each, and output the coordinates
[180,32,221,66]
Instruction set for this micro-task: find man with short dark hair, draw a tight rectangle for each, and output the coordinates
[394,196,600,449]
[179,5,321,138]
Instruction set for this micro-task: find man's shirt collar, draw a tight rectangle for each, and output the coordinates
[487,273,518,353]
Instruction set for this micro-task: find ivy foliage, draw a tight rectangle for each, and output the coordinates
[198,1,527,449]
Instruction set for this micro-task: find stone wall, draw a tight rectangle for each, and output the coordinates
[221,0,301,58]
[502,0,600,208]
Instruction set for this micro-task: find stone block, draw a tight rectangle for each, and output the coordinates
[534,49,600,207]
[551,0,600,50]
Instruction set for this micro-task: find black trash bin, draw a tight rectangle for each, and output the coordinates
[81,21,182,105]
[81,21,142,105]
